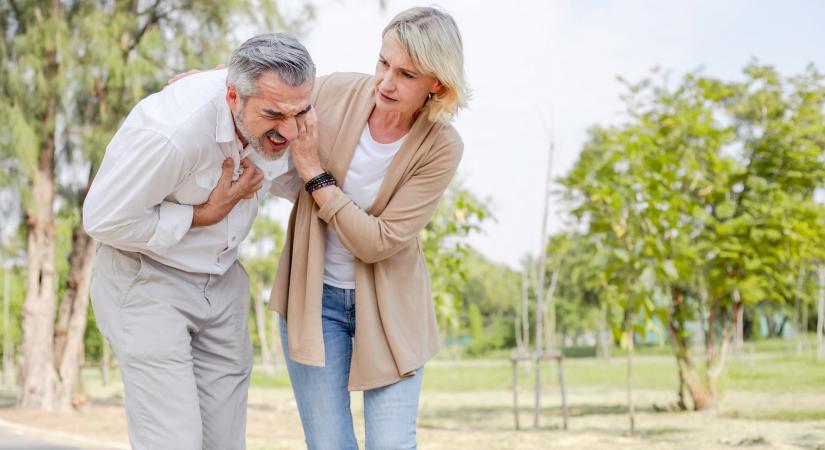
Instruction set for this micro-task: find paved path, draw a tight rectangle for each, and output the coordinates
[0,421,125,450]
[0,427,81,449]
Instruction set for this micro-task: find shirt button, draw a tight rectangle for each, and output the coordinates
[231,235,236,242]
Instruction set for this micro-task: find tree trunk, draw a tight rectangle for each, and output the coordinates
[2,267,12,385]
[794,273,803,356]
[597,303,610,359]
[680,369,717,410]
[733,289,744,355]
[679,297,741,411]
[53,227,96,411]
[626,311,635,435]
[19,134,58,410]
[253,280,275,375]
[533,141,554,429]
[817,267,824,361]
[666,287,690,411]
[518,267,529,352]
[544,268,559,354]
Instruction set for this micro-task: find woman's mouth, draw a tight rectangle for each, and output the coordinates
[379,91,397,102]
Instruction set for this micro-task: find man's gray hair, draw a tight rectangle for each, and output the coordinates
[227,33,315,97]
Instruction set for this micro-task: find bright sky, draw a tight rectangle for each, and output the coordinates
[265,0,825,269]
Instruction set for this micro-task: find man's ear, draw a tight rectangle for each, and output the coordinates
[226,84,240,112]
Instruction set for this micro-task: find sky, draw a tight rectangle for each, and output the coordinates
[268,0,825,269]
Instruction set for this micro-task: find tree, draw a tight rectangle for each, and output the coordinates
[561,63,825,413]
[421,183,490,343]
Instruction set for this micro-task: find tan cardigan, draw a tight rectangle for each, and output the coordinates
[268,72,463,390]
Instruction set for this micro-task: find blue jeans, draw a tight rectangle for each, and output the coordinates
[280,284,423,450]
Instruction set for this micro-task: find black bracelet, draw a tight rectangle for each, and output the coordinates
[305,172,336,193]
[307,179,337,193]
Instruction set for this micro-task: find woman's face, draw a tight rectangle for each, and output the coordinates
[373,31,442,117]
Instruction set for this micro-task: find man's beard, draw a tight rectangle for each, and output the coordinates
[234,108,287,161]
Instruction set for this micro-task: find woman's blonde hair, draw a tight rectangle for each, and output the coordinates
[383,6,470,123]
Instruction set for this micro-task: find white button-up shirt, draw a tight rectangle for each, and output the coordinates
[83,69,302,275]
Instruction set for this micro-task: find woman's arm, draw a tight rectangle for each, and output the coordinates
[318,141,462,263]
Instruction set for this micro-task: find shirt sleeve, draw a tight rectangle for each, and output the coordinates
[267,161,303,202]
[83,127,193,254]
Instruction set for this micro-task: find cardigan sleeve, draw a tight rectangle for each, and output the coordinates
[317,138,463,264]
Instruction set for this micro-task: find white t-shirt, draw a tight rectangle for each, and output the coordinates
[323,124,405,288]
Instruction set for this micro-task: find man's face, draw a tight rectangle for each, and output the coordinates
[227,71,313,160]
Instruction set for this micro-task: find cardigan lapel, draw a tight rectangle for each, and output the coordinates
[323,81,375,189]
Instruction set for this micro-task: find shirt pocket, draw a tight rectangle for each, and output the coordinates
[174,167,221,205]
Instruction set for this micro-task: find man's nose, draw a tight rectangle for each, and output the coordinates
[278,117,299,141]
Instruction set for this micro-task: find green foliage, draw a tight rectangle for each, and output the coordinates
[559,62,825,398]
[422,183,490,335]
[0,267,25,360]
[239,200,286,349]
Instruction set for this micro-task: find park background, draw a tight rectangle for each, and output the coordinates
[1,0,825,448]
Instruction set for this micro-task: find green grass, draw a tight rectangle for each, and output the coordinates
[79,337,825,397]
[421,356,679,391]
[721,354,825,393]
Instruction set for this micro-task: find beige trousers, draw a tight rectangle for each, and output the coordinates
[91,244,252,450]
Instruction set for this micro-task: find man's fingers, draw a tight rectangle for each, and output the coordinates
[238,159,261,182]
[251,168,265,185]
[217,158,234,185]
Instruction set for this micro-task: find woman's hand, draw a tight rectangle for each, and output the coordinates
[290,109,324,182]
[167,64,225,85]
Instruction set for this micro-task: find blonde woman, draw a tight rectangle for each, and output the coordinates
[275,7,469,449]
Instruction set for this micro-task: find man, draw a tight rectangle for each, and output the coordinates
[83,33,313,450]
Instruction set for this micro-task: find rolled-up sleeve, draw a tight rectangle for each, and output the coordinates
[318,141,463,264]
[83,127,192,254]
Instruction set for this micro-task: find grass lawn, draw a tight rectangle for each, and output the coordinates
[0,338,823,449]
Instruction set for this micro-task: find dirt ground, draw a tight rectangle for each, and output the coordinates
[2,384,824,450]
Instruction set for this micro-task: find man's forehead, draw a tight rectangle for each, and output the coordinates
[254,72,313,115]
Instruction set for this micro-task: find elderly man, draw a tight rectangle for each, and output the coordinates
[83,33,313,450]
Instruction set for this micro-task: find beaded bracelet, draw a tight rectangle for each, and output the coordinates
[307,179,337,193]
[304,172,337,193]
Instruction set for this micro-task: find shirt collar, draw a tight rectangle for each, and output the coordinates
[215,88,237,144]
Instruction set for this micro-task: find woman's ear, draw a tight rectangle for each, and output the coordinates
[430,79,444,95]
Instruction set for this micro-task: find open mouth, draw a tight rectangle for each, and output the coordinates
[265,131,288,149]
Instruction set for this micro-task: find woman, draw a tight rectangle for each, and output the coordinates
[275,6,469,449]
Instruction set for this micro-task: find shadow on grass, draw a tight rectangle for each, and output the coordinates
[723,409,825,422]
[419,402,682,433]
